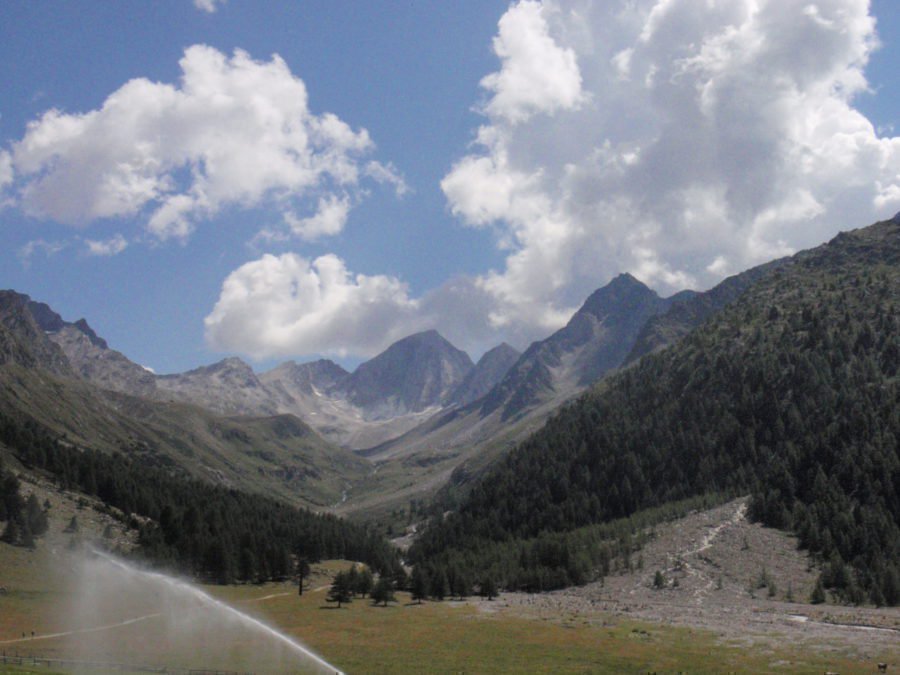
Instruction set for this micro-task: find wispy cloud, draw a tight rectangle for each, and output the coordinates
[18,238,67,267]
[85,234,128,257]
[193,0,225,14]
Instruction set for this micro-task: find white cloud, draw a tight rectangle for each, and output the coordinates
[441,0,900,342]
[6,45,397,242]
[285,194,350,241]
[85,234,128,257]
[480,0,584,123]
[205,253,423,359]
[364,161,410,197]
[193,0,224,13]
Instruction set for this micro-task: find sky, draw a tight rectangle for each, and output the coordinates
[1,0,899,374]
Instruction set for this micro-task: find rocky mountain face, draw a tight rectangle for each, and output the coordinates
[260,359,350,400]
[0,291,74,377]
[343,330,474,419]
[448,343,521,407]
[0,292,369,509]
[155,357,279,417]
[50,324,157,397]
[481,273,673,421]
[24,294,157,396]
[20,295,513,450]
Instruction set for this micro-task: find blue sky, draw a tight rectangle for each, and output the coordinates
[2,1,899,374]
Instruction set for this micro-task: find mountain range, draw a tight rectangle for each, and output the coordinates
[16,213,900,527]
[1,237,789,520]
[3,214,899,606]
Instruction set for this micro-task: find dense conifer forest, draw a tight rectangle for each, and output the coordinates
[0,411,400,584]
[0,457,49,547]
[411,220,900,605]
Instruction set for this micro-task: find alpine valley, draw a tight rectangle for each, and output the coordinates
[2,216,899,609]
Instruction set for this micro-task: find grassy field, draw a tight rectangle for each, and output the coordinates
[1,550,893,675]
[1,480,897,674]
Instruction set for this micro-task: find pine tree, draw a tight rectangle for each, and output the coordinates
[480,577,498,600]
[410,566,430,604]
[355,567,374,598]
[432,567,449,600]
[296,557,310,596]
[370,576,396,606]
[810,577,826,604]
[327,571,353,608]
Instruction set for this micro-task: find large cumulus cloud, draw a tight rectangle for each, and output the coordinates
[206,0,900,362]
[443,0,900,336]
[205,253,421,359]
[5,45,401,241]
[204,252,502,359]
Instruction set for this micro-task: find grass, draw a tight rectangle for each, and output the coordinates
[209,562,892,674]
[1,548,896,674]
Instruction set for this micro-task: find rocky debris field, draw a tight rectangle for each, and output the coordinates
[489,498,900,662]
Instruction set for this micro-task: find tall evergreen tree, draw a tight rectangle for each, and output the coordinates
[370,576,396,606]
[327,571,353,608]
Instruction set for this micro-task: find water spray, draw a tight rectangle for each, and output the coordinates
[86,548,344,675]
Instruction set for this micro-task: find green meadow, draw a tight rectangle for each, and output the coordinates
[1,554,889,674]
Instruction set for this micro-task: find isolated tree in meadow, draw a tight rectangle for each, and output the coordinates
[450,567,470,599]
[480,577,498,600]
[391,562,409,592]
[296,557,311,596]
[346,564,360,594]
[355,566,374,597]
[370,576,396,606]
[810,577,826,604]
[653,570,666,590]
[432,567,449,600]
[410,566,430,604]
[327,571,353,608]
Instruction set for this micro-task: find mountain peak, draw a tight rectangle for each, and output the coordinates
[610,272,642,286]
[0,291,74,377]
[397,329,444,345]
[346,330,473,416]
[448,342,521,407]
[579,273,657,319]
[211,356,254,374]
[72,318,108,349]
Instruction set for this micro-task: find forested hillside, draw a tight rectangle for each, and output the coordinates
[411,219,900,605]
[0,411,400,584]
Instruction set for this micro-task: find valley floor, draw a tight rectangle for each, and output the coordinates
[1,495,897,673]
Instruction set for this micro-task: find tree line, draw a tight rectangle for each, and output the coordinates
[322,562,500,608]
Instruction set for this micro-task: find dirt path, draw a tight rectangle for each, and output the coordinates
[250,591,293,602]
[0,613,161,646]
